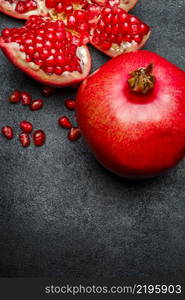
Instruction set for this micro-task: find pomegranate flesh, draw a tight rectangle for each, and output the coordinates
[76,50,185,178]
[90,0,138,12]
[0,16,91,87]
[89,5,151,57]
[0,0,47,20]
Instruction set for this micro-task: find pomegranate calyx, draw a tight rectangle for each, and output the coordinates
[128,63,155,95]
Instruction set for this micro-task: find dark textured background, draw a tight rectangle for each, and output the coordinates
[0,0,185,279]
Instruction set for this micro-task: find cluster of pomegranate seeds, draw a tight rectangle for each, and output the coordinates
[65,98,76,110]
[15,0,37,14]
[6,0,38,14]
[1,126,14,140]
[1,16,83,75]
[92,6,150,50]
[2,90,46,147]
[45,0,87,14]
[9,90,44,111]
[58,97,80,141]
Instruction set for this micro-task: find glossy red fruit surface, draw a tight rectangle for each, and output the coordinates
[33,129,45,146]
[9,89,21,103]
[58,116,72,129]
[1,125,14,139]
[76,50,185,178]
[30,99,43,111]
[21,91,32,105]
[20,120,33,133]
[19,132,31,147]
[0,16,91,87]
[0,0,47,20]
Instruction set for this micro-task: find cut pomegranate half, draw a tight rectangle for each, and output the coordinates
[0,0,47,19]
[89,0,138,11]
[89,5,151,57]
[0,16,91,87]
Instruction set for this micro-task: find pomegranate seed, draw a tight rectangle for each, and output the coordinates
[68,127,81,142]
[65,99,76,110]
[20,121,33,133]
[58,116,72,129]
[41,86,55,97]
[21,91,32,105]
[30,99,43,111]
[33,130,45,146]
[9,90,21,103]
[19,133,31,148]
[1,126,13,140]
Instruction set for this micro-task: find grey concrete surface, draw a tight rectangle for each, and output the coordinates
[0,0,185,278]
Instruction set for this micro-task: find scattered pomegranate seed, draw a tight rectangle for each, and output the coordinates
[19,133,31,147]
[20,121,33,133]
[30,99,44,111]
[1,126,14,140]
[33,130,45,146]
[41,86,55,97]
[58,116,72,129]
[65,98,76,110]
[21,91,32,105]
[68,127,81,142]
[9,90,21,103]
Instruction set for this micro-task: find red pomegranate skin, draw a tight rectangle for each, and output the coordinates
[76,50,185,178]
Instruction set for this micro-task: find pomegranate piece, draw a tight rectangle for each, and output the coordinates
[63,2,150,57]
[21,91,32,105]
[19,132,31,147]
[58,116,72,129]
[30,99,43,111]
[41,85,55,97]
[33,129,45,146]
[65,98,76,110]
[1,125,13,139]
[68,127,81,141]
[0,16,91,87]
[0,0,48,20]
[76,50,185,178]
[9,89,21,103]
[20,120,33,133]
[89,0,138,12]
[89,5,151,57]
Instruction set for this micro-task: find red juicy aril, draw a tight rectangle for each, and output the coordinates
[0,0,47,19]
[0,16,91,87]
[89,5,151,57]
[1,125,14,139]
[76,50,185,178]
[19,132,31,147]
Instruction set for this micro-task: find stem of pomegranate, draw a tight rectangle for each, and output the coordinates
[128,63,155,95]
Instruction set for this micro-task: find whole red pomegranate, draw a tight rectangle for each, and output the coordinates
[76,50,185,178]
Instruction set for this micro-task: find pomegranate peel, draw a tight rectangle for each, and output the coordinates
[76,50,185,178]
